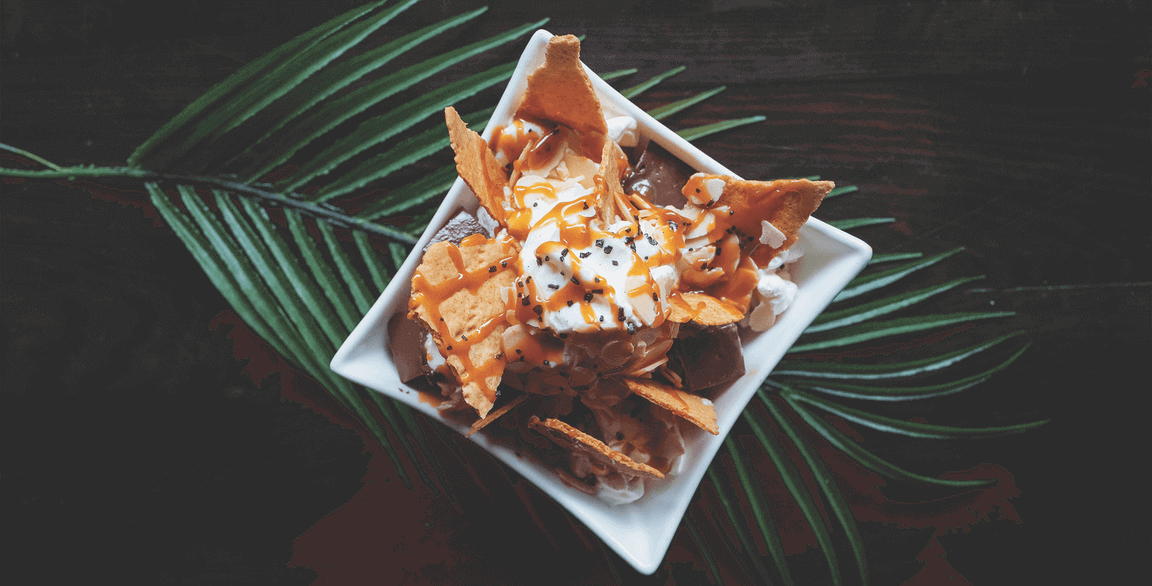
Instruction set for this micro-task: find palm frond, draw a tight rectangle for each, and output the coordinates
[127,0,390,167]
[706,465,777,585]
[764,393,869,586]
[725,435,793,586]
[1,3,1049,583]
[742,408,842,585]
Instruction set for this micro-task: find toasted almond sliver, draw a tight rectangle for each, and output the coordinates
[466,394,530,437]
[527,416,664,479]
[597,140,626,224]
[623,377,719,435]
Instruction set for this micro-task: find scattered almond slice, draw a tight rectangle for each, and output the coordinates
[597,140,626,224]
[467,393,530,437]
[666,292,745,325]
[623,377,719,435]
[515,35,607,153]
[527,416,664,479]
[445,106,509,224]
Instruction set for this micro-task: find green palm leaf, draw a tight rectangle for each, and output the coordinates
[785,389,1049,439]
[127,0,390,167]
[1,3,1049,583]
[764,392,869,586]
[783,399,997,489]
[742,408,842,585]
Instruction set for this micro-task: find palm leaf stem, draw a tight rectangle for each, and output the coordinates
[0,164,418,244]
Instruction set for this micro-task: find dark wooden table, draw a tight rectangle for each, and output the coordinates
[3,1,1148,584]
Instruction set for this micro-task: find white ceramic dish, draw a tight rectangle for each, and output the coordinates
[331,29,872,575]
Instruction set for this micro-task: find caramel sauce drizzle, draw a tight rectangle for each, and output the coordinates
[411,234,518,403]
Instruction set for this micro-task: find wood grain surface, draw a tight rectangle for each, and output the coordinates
[2,1,1148,584]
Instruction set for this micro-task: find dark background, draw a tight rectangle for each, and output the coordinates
[2,1,1148,584]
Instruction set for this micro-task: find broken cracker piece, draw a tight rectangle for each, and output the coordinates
[409,234,520,418]
[445,106,509,224]
[515,35,607,148]
[467,393,530,437]
[666,292,745,325]
[693,176,832,263]
[623,377,719,435]
[528,416,664,479]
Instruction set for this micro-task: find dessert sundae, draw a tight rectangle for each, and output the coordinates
[389,35,832,504]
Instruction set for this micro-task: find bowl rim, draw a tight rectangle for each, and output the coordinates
[331,29,873,575]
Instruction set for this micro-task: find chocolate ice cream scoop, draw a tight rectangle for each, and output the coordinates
[388,311,430,384]
[622,140,695,208]
[668,322,745,393]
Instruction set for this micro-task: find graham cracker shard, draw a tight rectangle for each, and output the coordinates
[445,106,508,223]
[623,378,719,435]
[408,236,520,418]
[697,176,832,258]
[516,35,607,142]
[597,140,625,224]
[467,394,530,437]
[528,416,664,479]
[667,292,745,325]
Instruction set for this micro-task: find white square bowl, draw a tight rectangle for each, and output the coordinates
[331,29,873,575]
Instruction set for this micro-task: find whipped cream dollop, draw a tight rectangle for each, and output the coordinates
[747,245,802,332]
